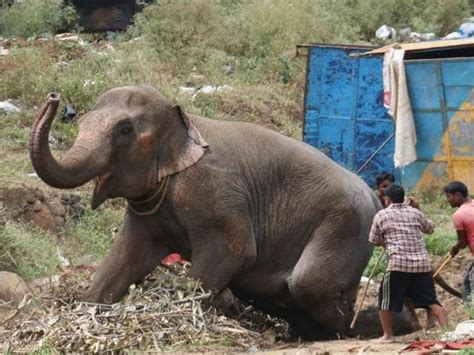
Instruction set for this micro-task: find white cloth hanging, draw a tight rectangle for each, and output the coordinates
[383,48,417,168]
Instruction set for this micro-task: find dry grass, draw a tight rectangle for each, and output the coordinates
[1,264,288,353]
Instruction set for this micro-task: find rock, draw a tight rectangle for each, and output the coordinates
[0,271,30,302]
[177,86,197,99]
[55,33,79,42]
[2,185,66,232]
[32,200,42,212]
[186,72,207,87]
[0,100,20,114]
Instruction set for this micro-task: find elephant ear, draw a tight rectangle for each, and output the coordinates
[157,105,208,181]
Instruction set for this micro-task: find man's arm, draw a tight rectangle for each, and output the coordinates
[451,213,468,256]
[450,229,468,256]
[369,214,385,247]
[417,210,435,235]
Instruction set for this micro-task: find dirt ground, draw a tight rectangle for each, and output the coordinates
[1,254,470,353]
[258,253,471,354]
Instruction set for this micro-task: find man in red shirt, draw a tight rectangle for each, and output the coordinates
[444,181,474,301]
[370,184,448,342]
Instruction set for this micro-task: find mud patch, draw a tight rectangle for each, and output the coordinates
[0,185,84,232]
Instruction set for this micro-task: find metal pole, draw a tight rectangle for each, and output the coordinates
[355,133,394,175]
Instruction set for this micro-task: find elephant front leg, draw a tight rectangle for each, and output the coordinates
[188,223,257,314]
[82,217,171,304]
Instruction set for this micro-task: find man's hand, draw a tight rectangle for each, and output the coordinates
[408,197,420,210]
[450,245,460,257]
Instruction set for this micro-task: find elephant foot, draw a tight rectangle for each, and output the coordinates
[210,288,243,316]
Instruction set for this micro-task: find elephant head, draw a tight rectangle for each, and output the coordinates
[29,86,208,209]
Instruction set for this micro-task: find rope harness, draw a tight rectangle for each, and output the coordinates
[127,176,170,216]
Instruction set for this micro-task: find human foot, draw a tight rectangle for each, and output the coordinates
[372,335,395,343]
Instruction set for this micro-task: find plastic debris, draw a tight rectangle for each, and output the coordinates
[57,248,71,269]
[442,320,474,342]
[376,25,396,40]
[83,80,96,87]
[191,85,233,101]
[360,276,374,284]
[0,46,9,56]
[61,104,77,122]
[443,19,474,40]
[0,100,21,114]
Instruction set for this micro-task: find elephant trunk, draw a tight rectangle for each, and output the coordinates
[29,93,108,189]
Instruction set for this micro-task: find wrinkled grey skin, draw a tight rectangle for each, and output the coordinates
[30,85,381,338]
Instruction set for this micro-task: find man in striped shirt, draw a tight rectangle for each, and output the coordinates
[369,184,448,342]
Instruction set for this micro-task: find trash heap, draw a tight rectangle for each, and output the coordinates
[1,265,287,353]
[375,17,474,42]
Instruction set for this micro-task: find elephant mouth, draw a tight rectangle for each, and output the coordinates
[92,172,113,210]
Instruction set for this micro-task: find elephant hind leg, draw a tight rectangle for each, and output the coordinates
[287,213,371,336]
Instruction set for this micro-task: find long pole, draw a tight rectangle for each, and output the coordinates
[350,249,386,329]
[433,255,453,278]
[355,133,394,175]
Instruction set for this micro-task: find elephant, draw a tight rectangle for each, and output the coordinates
[29,85,382,339]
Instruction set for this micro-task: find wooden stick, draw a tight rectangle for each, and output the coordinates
[433,254,453,278]
[350,249,386,329]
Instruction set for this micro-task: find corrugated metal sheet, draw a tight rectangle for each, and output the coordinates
[303,44,474,192]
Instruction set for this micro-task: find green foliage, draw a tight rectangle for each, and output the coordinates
[0,0,76,38]
[0,222,59,279]
[131,0,469,83]
[363,247,387,278]
[459,348,474,355]
[0,204,121,278]
[345,0,470,41]
[425,230,456,256]
[66,206,122,261]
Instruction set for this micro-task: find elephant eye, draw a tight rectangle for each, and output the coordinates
[119,125,133,135]
[116,120,133,136]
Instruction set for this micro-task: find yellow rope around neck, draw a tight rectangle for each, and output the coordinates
[128,176,170,216]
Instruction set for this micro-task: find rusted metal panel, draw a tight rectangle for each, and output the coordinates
[302,44,474,192]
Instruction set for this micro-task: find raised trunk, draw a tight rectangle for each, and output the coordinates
[29,93,107,189]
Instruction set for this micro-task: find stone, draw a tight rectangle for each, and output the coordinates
[0,271,30,302]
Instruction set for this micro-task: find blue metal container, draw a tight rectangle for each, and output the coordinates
[301,43,474,192]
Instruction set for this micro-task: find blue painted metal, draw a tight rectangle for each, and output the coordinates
[302,44,474,191]
[303,45,396,188]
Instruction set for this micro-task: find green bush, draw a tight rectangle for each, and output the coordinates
[0,0,76,38]
[363,247,387,278]
[346,0,470,41]
[67,206,122,261]
[131,0,470,83]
